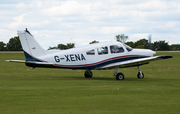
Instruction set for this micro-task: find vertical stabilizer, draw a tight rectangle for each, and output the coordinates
[17,29,47,58]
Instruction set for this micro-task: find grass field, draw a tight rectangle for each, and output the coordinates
[0,52,180,114]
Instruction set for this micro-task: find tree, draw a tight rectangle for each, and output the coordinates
[58,44,67,50]
[170,44,180,51]
[89,40,99,44]
[115,34,128,43]
[57,43,75,50]
[125,41,135,48]
[152,40,170,51]
[6,36,22,51]
[135,39,149,49]
[135,45,145,49]
[0,41,6,51]
[48,46,58,50]
[66,43,75,49]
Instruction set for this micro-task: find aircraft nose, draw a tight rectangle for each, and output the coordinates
[135,49,156,57]
[148,50,156,57]
[152,51,156,55]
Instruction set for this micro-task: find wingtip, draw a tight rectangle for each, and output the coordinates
[158,55,173,59]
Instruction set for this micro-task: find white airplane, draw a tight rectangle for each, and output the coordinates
[6,29,173,80]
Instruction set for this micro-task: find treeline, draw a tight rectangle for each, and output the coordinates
[0,36,180,51]
[0,36,22,51]
[48,40,99,50]
[48,43,75,50]
[125,39,180,51]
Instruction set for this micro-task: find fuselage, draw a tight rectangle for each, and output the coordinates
[28,41,156,70]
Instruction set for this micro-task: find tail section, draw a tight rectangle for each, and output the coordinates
[17,29,48,58]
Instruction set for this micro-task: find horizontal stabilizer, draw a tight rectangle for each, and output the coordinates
[5,60,25,63]
[5,60,54,65]
[25,61,54,65]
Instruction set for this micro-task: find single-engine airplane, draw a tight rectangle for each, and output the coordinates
[6,29,173,80]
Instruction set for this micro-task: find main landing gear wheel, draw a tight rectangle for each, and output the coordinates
[114,67,124,80]
[84,70,93,78]
[116,73,124,80]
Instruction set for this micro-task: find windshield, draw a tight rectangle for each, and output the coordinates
[123,44,133,52]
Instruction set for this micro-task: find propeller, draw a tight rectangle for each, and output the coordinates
[148,34,152,50]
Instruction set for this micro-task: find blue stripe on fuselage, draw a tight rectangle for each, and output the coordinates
[53,55,149,69]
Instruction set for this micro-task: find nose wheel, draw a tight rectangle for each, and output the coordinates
[137,66,144,79]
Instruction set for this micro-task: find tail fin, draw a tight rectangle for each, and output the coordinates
[17,29,48,58]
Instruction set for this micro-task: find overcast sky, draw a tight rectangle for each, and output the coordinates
[0,0,180,49]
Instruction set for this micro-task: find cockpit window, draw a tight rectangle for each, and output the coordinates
[110,45,124,53]
[86,49,95,55]
[98,46,108,55]
[123,44,133,52]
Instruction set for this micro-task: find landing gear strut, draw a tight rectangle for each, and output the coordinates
[137,66,144,79]
[84,70,93,78]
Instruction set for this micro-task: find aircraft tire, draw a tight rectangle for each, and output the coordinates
[84,70,93,78]
[137,72,144,79]
[116,73,124,80]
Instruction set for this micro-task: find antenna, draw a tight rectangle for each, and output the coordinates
[70,38,79,47]
[148,34,152,50]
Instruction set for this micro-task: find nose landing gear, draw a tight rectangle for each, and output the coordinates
[137,66,144,79]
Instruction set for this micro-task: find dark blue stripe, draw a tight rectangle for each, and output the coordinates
[25,29,33,36]
[157,55,173,59]
[23,51,43,62]
[26,55,148,69]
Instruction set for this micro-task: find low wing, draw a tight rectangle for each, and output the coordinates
[96,55,172,69]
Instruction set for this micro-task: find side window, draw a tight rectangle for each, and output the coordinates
[86,49,95,55]
[110,45,124,53]
[98,46,108,55]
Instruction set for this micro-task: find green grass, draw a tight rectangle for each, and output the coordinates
[0,52,180,114]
